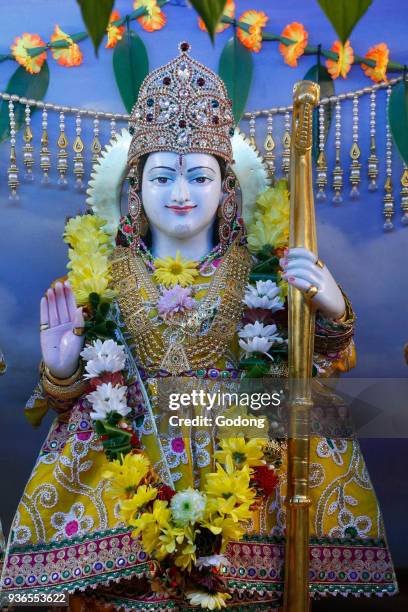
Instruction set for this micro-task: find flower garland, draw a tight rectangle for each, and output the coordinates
[62,194,290,607]
[1,2,404,81]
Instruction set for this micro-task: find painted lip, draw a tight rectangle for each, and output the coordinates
[165,205,197,214]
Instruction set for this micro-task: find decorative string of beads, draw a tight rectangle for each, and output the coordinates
[332,100,343,204]
[383,86,394,231]
[110,117,117,141]
[0,76,401,122]
[249,114,256,148]
[40,108,51,184]
[91,116,102,166]
[349,95,361,199]
[73,113,85,190]
[57,111,68,187]
[367,90,379,191]
[400,162,408,226]
[316,103,328,201]
[264,113,276,182]
[23,104,34,181]
[7,100,19,199]
[281,111,291,179]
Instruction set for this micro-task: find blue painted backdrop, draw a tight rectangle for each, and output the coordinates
[0,0,407,564]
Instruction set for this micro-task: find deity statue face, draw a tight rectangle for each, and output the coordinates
[141,151,222,241]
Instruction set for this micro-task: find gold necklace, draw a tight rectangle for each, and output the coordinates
[110,239,251,375]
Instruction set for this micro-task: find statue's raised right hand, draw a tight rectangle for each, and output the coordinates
[40,280,85,378]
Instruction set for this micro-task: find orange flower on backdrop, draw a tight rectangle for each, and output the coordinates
[326,40,354,79]
[279,22,308,67]
[106,11,125,48]
[133,0,166,32]
[237,10,269,53]
[361,43,389,83]
[198,0,235,34]
[50,25,83,67]
[11,33,47,74]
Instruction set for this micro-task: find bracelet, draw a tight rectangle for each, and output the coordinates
[42,361,83,386]
[314,288,355,355]
[41,373,88,401]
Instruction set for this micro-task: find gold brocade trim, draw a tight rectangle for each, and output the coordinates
[109,240,251,375]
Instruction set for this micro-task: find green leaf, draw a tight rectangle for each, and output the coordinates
[218,35,253,124]
[98,302,111,317]
[77,0,114,56]
[317,0,372,44]
[249,273,278,283]
[303,63,335,161]
[0,62,49,142]
[189,0,227,42]
[113,30,149,113]
[388,80,408,166]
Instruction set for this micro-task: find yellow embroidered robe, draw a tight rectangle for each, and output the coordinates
[0,246,398,610]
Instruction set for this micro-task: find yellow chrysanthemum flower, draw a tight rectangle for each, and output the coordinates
[205,457,256,508]
[11,33,47,74]
[131,500,171,555]
[201,515,246,545]
[50,25,83,67]
[67,251,114,305]
[215,438,265,468]
[153,251,198,287]
[246,180,290,253]
[120,484,158,523]
[174,539,196,571]
[102,453,150,499]
[157,524,185,556]
[206,496,253,523]
[64,215,112,249]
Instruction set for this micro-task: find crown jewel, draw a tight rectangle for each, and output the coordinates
[128,42,234,165]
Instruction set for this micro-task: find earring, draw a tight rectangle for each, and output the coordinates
[218,170,237,253]
[128,166,143,254]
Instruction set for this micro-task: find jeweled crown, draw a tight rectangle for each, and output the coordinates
[128,42,234,166]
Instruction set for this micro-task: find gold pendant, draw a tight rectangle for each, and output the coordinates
[160,342,191,375]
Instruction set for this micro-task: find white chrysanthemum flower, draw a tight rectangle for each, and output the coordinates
[86,382,130,421]
[238,321,279,339]
[196,554,230,569]
[81,339,126,379]
[239,336,274,355]
[244,280,285,312]
[186,590,231,609]
[170,488,206,526]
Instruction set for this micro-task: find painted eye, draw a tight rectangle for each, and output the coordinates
[154,176,170,184]
[192,176,210,184]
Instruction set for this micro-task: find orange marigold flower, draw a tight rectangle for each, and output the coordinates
[279,22,308,67]
[237,10,269,53]
[361,43,389,83]
[326,40,354,79]
[198,0,235,34]
[50,25,83,67]
[133,0,166,32]
[10,33,47,74]
[106,11,125,49]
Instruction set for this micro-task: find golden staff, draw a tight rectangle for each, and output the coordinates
[283,80,320,612]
